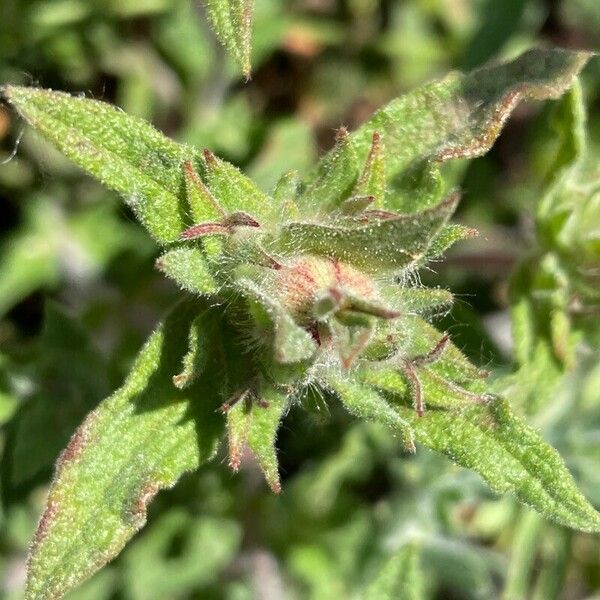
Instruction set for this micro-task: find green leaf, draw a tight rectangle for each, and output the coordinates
[350,365,600,533]
[183,159,224,223]
[508,82,599,417]
[278,192,459,272]
[200,149,273,221]
[202,0,254,79]
[155,247,218,296]
[364,543,426,600]
[272,169,301,210]
[426,223,477,260]
[247,387,288,492]
[298,127,359,210]
[326,373,415,453]
[226,386,288,492]
[353,132,386,203]
[311,48,590,210]
[383,286,453,317]
[172,311,214,389]
[1,85,193,243]
[26,301,225,600]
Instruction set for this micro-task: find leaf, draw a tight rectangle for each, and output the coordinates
[310,48,590,210]
[172,311,214,389]
[508,82,598,416]
[272,169,301,209]
[155,247,219,296]
[347,365,600,533]
[298,127,359,210]
[226,386,288,492]
[200,149,273,220]
[426,223,478,260]
[1,85,193,243]
[325,373,415,453]
[353,132,386,203]
[183,159,224,223]
[246,387,289,492]
[26,301,225,600]
[364,542,426,600]
[202,0,255,79]
[383,286,453,316]
[278,192,459,272]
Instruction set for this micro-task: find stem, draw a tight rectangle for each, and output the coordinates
[502,510,544,600]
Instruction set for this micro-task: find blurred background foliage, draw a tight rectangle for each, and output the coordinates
[0,0,599,598]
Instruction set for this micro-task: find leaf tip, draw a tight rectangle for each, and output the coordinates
[228,447,243,472]
[203,148,217,167]
[268,478,282,494]
[0,84,11,102]
[335,125,349,142]
[172,373,188,389]
[0,84,24,103]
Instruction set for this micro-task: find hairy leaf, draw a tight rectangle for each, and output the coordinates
[353,132,386,203]
[226,386,288,492]
[155,247,218,296]
[326,373,415,452]
[183,159,224,223]
[346,365,600,533]
[313,48,590,211]
[26,302,224,600]
[426,223,478,259]
[279,192,459,272]
[200,149,273,220]
[202,0,255,78]
[172,311,214,389]
[298,127,359,210]
[1,86,193,243]
[384,286,453,316]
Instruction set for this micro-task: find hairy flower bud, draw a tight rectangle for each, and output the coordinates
[274,255,377,325]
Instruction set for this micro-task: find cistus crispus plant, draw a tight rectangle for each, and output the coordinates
[2,41,600,599]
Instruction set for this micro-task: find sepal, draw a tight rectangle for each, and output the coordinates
[225,387,289,493]
[156,247,218,295]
